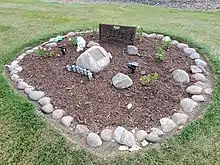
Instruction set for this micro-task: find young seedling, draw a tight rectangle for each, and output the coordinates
[155,47,165,62]
[69,38,77,47]
[162,40,171,50]
[140,72,159,86]
[35,49,46,56]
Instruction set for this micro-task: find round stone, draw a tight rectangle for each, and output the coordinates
[171,40,179,45]
[180,98,198,113]
[190,65,203,73]
[192,73,208,82]
[74,124,90,136]
[127,45,138,55]
[172,69,190,83]
[112,73,133,89]
[100,129,113,141]
[52,109,65,119]
[186,85,203,95]
[192,95,205,102]
[177,43,188,49]
[41,104,54,114]
[120,130,136,147]
[190,52,200,59]
[142,33,148,37]
[160,118,177,133]
[24,86,34,94]
[45,43,57,48]
[29,91,45,101]
[66,32,75,37]
[114,126,126,143]
[146,132,161,142]
[38,97,51,106]
[61,116,73,127]
[183,48,196,55]
[26,49,34,55]
[87,133,102,147]
[15,66,22,72]
[195,59,207,68]
[156,34,164,39]
[135,130,148,141]
[150,127,164,136]
[11,74,20,82]
[17,81,29,90]
[194,81,208,89]
[172,113,189,125]
[162,36,171,42]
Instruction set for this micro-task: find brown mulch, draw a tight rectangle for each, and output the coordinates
[20,33,194,132]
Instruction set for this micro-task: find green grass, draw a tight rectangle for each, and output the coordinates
[0,0,220,164]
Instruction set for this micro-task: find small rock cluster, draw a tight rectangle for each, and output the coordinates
[6,30,212,152]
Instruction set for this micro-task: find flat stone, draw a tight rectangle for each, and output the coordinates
[61,116,73,127]
[114,126,126,143]
[204,88,213,95]
[195,59,207,68]
[135,130,148,141]
[146,132,161,142]
[141,140,149,147]
[74,124,90,136]
[118,146,129,151]
[129,145,142,152]
[183,48,196,55]
[11,74,20,82]
[147,33,157,38]
[127,45,138,55]
[45,42,57,48]
[160,118,177,133]
[171,40,179,45]
[156,34,164,39]
[87,41,100,48]
[172,113,189,125]
[150,127,165,136]
[192,95,205,102]
[76,46,111,73]
[190,65,203,73]
[38,97,51,106]
[141,33,148,37]
[100,129,113,141]
[112,73,133,89]
[29,91,45,101]
[41,104,54,114]
[52,109,65,119]
[180,98,198,113]
[120,130,136,147]
[17,81,29,90]
[186,85,203,95]
[190,52,200,59]
[26,49,34,55]
[162,36,171,42]
[172,69,190,83]
[177,43,188,49]
[87,133,102,147]
[192,73,208,82]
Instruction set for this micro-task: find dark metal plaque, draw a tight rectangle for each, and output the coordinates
[99,24,136,45]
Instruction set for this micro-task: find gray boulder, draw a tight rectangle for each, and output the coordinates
[183,48,196,55]
[190,52,200,59]
[195,59,207,68]
[190,65,202,73]
[150,127,164,136]
[74,124,90,136]
[180,98,198,113]
[61,116,73,127]
[120,130,136,147]
[41,104,54,114]
[160,118,177,133]
[112,73,133,89]
[192,73,208,82]
[29,91,45,101]
[191,95,205,102]
[17,81,29,90]
[177,43,188,49]
[127,45,138,55]
[38,97,51,106]
[52,109,65,119]
[114,126,126,143]
[146,132,161,142]
[186,85,203,95]
[135,130,148,141]
[172,113,188,125]
[172,69,190,83]
[87,133,102,147]
[100,129,113,141]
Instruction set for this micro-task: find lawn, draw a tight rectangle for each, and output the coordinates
[0,0,220,164]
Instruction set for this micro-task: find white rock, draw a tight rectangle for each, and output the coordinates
[136,130,148,141]
[15,66,22,72]
[74,124,90,135]
[127,45,138,55]
[162,36,171,42]
[7,62,19,71]
[142,33,148,37]
[141,140,149,147]
[10,70,18,75]
[26,49,34,55]
[148,33,157,38]
[204,88,213,95]
[52,109,65,119]
[194,81,208,89]
[29,91,45,101]
[146,132,161,142]
[87,133,102,147]
[76,46,111,73]
[61,116,73,127]
[172,113,188,125]
[100,129,113,141]
[190,65,203,73]
[150,127,165,136]
[118,146,129,151]
[171,40,179,45]
[66,32,75,37]
[195,59,207,68]
[17,54,25,61]
[160,118,177,133]
[114,126,126,143]
[172,69,190,83]
[177,43,188,49]
[192,95,205,102]
[183,48,196,55]
[87,41,100,48]
[45,42,57,48]
[24,86,34,94]
[192,73,208,82]
[41,104,54,114]
[112,73,133,89]
[129,145,142,152]
[121,130,136,147]
[190,52,200,59]
[156,34,164,39]
[33,47,39,51]
[127,103,132,110]
[17,81,29,90]
[180,98,198,113]
[38,97,51,106]
[186,85,203,95]
[11,74,20,82]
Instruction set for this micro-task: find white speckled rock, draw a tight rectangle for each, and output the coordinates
[195,59,207,68]
[52,109,65,119]
[150,127,165,136]
[160,118,177,133]
[171,40,179,45]
[172,113,189,125]
[74,124,90,135]
[41,104,54,114]
[190,52,200,59]
[129,145,142,152]
[186,85,203,95]
[61,116,73,126]
[190,65,203,73]
[121,130,136,147]
[162,36,171,42]
[114,126,126,143]
[192,95,205,102]
[136,130,148,141]
[17,81,29,90]
[100,129,113,141]
[192,73,208,82]
[11,74,20,82]
[118,146,129,151]
[38,97,51,106]
[45,42,57,48]
[24,86,34,94]
[172,69,190,83]
[127,45,138,55]
[112,73,133,89]
[141,140,149,147]
[177,43,188,49]
[29,91,45,101]
[180,98,198,113]
[146,132,161,142]
[26,49,34,55]
[183,48,196,55]
[204,88,213,95]
[87,133,102,147]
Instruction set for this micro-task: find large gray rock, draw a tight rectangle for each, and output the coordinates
[135,130,148,141]
[41,104,54,114]
[66,31,75,37]
[195,59,207,68]
[190,65,203,73]
[191,95,205,102]
[177,43,188,49]
[127,45,138,55]
[172,113,188,125]
[7,61,19,71]
[114,126,126,143]
[204,88,213,95]
[100,129,113,141]
[61,116,73,127]
[29,91,45,101]
[147,33,157,38]
[24,86,34,94]
[52,109,65,119]
[183,48,196,55]
[11,74,20,82]
[190,52,200,59]
[87,133,102,147]
[160,118,177,133]
[112,73,133,89]
[74,124,90,136]
[150,127,164,136]
[162,36,171,42]
[76,46,111,73]
[38,97,51,106]
[17,81,29,90]
[172,69,190,83]
[87,41,100,48]
[186,85,203,95]
[192,73,208,82]
[171,40,179,45]
[120,130,136,147]
[180,98,198,113]
[146,132,161,142]
[45,42,57,48]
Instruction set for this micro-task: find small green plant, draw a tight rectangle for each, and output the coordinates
[69,38,77,47]
[140,72,159,86]
[35,49,56,57]
[35,49,46,56]
[155,47,165,62]
[162,40,171,50]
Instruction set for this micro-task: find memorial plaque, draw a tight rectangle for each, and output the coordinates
[99,24,136,45]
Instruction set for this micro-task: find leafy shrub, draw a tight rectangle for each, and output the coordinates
[140,72,159,86]
[162,40,171,50]
[155,47,165,62]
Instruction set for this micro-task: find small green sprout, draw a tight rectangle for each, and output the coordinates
[35,49,46,56]
[162,40,171,50]
[140,72,159,86]
[155,47,165,62]
[69,38,77,47]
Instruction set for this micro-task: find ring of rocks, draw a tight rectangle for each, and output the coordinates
[6,29,213,153]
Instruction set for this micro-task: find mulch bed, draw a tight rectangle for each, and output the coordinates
[20,33,194,132]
